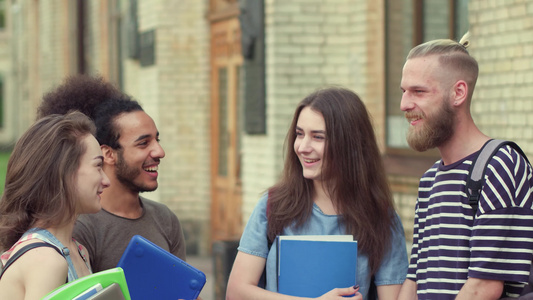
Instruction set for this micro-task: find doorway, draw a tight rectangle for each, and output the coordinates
[209,9,243,242]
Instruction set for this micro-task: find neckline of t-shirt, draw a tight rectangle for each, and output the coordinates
[312,202,339,217]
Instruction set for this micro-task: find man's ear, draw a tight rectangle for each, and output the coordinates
[452,80,468,107]
[101,145,116,165]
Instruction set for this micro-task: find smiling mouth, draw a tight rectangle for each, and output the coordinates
[405,113,423,124]
[303,159,319,163]
[144,166,159,172]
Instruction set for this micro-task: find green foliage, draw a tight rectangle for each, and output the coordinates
[0,151,10,195]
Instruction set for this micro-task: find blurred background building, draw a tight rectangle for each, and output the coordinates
[1,0,533,297]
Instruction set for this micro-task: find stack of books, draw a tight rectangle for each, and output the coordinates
[72,282,126,300]
[42,235,207,300]
[42,268,130,300]
[277,235,358,297]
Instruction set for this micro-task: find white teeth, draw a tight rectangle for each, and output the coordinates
[304,159,318,163]
[144,166,158,172]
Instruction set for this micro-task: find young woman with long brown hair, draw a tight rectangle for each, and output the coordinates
[226,87,408,300]
[0,112,110,299]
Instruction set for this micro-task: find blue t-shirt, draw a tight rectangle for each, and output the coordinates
[238,193,408,298]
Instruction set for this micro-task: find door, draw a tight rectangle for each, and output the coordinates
[210,15,243,241]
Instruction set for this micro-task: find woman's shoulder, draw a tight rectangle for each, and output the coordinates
[258,192,269,206]
[4,240,66,276]
[0,241,66,300]
[2,231,53,264]
[3,241,68,299]
[250,192,270,217]
[17,240,65,262]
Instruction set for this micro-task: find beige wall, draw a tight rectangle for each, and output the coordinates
[121,0,212,254]
[242,0,383,219]
[0,0,12,145]
[151,0,211,255]
[470,0,533,154]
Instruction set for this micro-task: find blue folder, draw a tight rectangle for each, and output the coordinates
[117,235,206,300]
[277,235,357,298]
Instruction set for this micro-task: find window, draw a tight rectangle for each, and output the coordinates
[385,0,470,149]
[383,0,469,176]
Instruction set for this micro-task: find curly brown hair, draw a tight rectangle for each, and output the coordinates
[37,74,143,149]
[37,74,129,120]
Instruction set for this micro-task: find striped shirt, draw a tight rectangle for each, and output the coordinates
[407,145,533,299]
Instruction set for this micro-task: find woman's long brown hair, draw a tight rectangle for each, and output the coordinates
[267,87,397,275]
[0,112,96,251]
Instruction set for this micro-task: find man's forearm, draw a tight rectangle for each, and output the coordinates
[397,279,418,300]
[455,278,503,300]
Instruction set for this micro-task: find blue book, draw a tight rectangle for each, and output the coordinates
[277,235,357,298]
[117,235,206,300]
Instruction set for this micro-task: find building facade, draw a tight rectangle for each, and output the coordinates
[3,0,533,257]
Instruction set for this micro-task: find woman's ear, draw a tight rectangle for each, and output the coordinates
[101,145,116,165]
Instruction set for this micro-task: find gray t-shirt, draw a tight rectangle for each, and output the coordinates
[73,196,186,272]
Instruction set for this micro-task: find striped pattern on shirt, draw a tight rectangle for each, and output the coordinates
[407,145,533,299]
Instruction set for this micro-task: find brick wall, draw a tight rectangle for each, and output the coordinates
[242,0,375,220]
[136,0,211,255]
[470,0,533,154]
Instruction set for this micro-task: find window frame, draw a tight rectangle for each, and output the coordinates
[383,0,468,177]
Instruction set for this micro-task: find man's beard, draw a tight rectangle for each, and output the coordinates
[115,149,157,193]
[406,97,455,152]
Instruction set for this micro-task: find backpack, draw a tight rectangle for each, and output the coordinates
[466,139,533,299]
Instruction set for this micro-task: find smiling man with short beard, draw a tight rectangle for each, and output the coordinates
[36,75,187,274]
[398,35,533,300]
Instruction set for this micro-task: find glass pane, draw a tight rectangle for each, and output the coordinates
[385,0,469,149]
[385,0,413,148]
[423,0,450,41]
[218,67,228,177]
[454,0,469,39]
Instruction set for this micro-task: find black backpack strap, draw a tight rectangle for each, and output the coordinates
[0,242,62,280]
[466,139,530,216]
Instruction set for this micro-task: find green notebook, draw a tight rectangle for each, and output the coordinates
[41,267,131,300]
